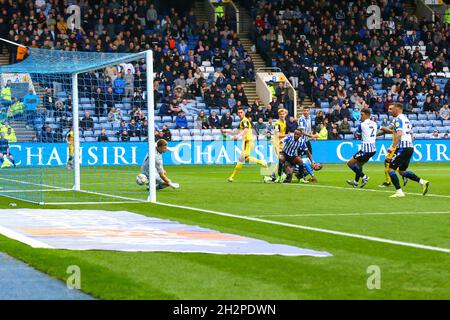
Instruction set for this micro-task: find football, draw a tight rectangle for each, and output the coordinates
[135,174,149,186]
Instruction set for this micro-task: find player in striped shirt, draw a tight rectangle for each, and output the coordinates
[279,129,314,183]
[387,103,429,197]
[346,108,377,188]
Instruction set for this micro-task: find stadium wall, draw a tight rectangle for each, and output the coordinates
[7,140,450,167]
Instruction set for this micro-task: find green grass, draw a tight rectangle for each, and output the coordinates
[0,163,450,299]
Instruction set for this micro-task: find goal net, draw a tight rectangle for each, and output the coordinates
[0,48,156,204]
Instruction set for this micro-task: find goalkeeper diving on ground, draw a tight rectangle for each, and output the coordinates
[137,139,179,190]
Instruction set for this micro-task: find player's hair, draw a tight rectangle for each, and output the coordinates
[156,139,168,148]
[237,107,245,112]
[391,102,403,110]
[278,108,287,114]
[361,108,371,116]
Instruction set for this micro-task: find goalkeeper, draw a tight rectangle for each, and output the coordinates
[142,139,179,190]
[0,132,16,168]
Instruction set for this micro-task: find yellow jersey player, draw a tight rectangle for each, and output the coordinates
[377,104,396,187]
[271,108,287,182]
[66,126,74,170]
[228,107,267,182]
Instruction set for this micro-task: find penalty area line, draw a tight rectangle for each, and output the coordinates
[252,211,450,218]
[270,181,450,199]
[156,201,450,254]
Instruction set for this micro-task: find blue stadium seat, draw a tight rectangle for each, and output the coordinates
[431,120,442,127]
[408,114,418,120]
[85,137,97,142]
[414,133,425,139]
[162,116,172,122]
[320,102,329,108]
[418,114,427,120]
[83,130,94,137]
[427,113,437,120]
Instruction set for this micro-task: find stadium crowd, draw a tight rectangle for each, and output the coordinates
[0,0,449,143]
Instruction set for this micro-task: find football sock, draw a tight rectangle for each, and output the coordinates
[349,164,363,182]
[384,161,391,183]
[277,161,283,176]
[231,162,243,178]
[389,171,401,190]
[403,171,421,183]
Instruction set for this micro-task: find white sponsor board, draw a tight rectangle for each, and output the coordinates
[0,209,332,257]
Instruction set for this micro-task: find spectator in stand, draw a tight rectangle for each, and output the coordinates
[114,74,126,99]
[157,124,172,142]
[42,126,56,142]
[352,106,361,122]
[196,111,211,129]
[253,117,267,136]
[127,119,141,138]
[317,122,328,141]
[339,118,352,135]
[372,97,385,115]
[98,128,109,142]
[79,111,94,131]
[329,127,342,140]
[208,111,220,129]
[439,104,449,121]
[175,111,188,129]
[23,90,39,128]
[220,111,233,129]
[119,130,130,142]
[286,116,298,133]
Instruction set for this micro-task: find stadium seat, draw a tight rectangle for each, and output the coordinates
[427,114,437,120]
[202,135,213,141]
[85,137,96,142]
[130,137,140,142]
[181,136,191,141]
[84,130,94,137]
[162,116,172,122]
[192,135,202,140]
[172,136,181,141]
[418,114,427,120]
[408,114,417,120]
[179,129,190,136]
[201,129,212,136]
[191,129,202,136]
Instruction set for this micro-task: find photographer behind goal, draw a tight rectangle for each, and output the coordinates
[141,139,179,190]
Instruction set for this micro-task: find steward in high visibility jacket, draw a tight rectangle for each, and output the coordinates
[445,7,450,25]
[1,85,11,101]
[216,1,225,19]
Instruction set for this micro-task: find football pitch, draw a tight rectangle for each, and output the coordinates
[0,162,449,299]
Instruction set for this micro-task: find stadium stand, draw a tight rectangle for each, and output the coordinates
[0,0,448,142]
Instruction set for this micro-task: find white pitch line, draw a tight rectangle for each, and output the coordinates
[282,182,450,198]
[156,201,450,254]
[43,201,140,205]
[252,211,450,218]
[0,189,70,194]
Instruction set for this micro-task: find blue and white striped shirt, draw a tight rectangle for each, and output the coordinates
[282,135,308,157]
[298,115,312,134]
[356,119,377,153]
[393,114,414,148]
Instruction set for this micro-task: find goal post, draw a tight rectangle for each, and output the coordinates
[0,48,156,204]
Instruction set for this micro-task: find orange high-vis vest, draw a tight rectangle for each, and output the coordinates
[16,47,28,61]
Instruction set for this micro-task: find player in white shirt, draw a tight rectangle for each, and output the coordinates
[346,108,377,188]
[387,103,429,197]
[141,139,179,190]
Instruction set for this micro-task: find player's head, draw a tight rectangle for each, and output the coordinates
[389,103,403,116]
[156,139,168,153]
[302,107,310,117]
[293,129,302,140]
[278,108,287,120]
[237,107,245,119]
[361,108,371,121]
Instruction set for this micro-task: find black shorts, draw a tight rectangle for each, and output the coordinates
[389,147,414,171]
[353,150,376,164]
[280,152,298,165]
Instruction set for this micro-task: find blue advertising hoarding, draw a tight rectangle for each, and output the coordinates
[6,139,450,167]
